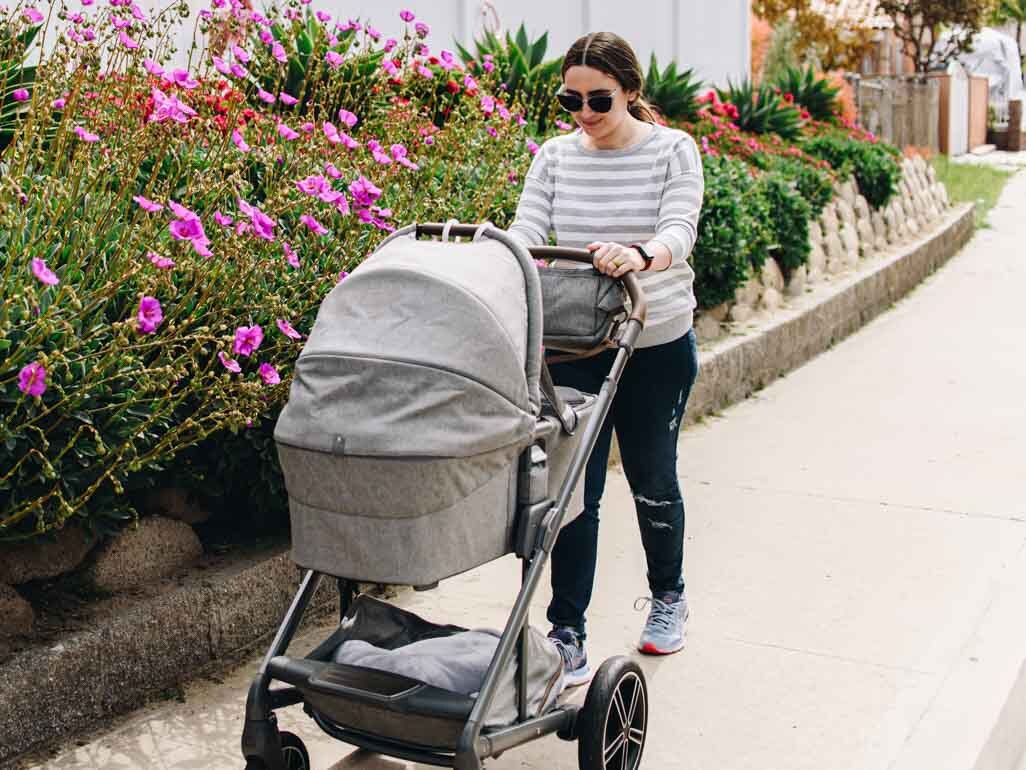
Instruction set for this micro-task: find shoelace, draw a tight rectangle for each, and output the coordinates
[634,596,676,633]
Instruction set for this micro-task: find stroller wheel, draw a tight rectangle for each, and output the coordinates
[577,656,648,770]
[280,731,311,770]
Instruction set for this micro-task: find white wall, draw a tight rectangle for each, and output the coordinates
[169,0,750,87]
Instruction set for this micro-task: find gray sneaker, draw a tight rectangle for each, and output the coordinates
[636,591,689,655]
[548,627,593,687]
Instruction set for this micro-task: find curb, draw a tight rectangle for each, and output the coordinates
[688,203,975,424]
[0,203,975,767]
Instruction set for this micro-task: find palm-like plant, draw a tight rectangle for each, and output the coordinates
[773,65,840,122]
[456,24,563,133]
[717,78,804,140]
[644,54,703,122]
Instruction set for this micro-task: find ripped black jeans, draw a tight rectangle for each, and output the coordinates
[546,329,699,639]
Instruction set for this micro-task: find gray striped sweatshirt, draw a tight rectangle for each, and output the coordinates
[509,124,704,348]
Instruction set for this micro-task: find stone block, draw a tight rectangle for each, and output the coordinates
[141,487,212,526]
[821,202,840,235]
[705,302,730,322]
[840,225,860,259]
[82,516,203,593]
[872,210,888,242]
[786,265,807,297]
[733,277,761,308]
[0,584,33,637]
[0,525,98,586]
[836,199,857,229]
[827,257,847,275]
[759,287,783,312]
[839,179,857,205]
[694,313,725,343]
[807,241,826,280]
[854,195,871,221]
[857,219,876,254]
[728,304,755,323]
[824,232,846,263]
[809,219,823,244]
[761,257,785,292]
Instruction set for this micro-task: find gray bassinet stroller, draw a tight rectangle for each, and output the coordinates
[242,222,649,770]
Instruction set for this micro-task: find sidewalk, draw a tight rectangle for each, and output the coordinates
[26,173,1026,770]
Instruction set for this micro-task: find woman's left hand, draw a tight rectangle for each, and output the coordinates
[588,241,645,278]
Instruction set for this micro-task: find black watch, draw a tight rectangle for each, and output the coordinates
[631,243,654,271]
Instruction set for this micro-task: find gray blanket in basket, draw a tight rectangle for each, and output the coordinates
[333,630,501,695]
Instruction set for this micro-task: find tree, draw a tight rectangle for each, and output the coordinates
[753,0,878,72]
[989,0,1026,64]
[876,0,995,74]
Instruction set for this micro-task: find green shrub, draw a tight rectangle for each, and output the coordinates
[756,172,811,277]
[1,19,38,153]
[765,156,834,218]
[692,156,769,308]
[772,65,840,122]
[717,78,804,140]
[804,132,902,208]
[644,55,703,123]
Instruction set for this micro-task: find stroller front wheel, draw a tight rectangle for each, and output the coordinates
[244,729,310,770]
[577,656,648,770]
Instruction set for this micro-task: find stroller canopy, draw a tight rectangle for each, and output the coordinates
[275,235,540,460]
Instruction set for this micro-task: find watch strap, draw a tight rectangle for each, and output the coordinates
[631,243,654,271]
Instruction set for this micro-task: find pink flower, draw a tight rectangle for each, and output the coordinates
[133,194,163,212]
[137,296,163,334]
[143,58,164,76]
[149,87,197,124]
[463,74,478,91]
[167,69,199,89]
[74,126,99,142]
[381,59,399,77]
[497,104,510,121]
[337,108,357,128]
[230,63,248,79]
[486,126,498,138]
[277,122,299,140]
[147,251,174,269]
[324,162,342,179]
[555,119,572,131]
[300,214,328,235]
[237,198,276,241]
[391,143,419,170]
[52,97,66,109]
[23,7,44,22]
[212,56,231,76]
[218,351,241,373]
[118,30,139,49]
[232,128,250,152]
[213,211,232,227]
[277,318,302,340]
[480,94,495,115]
[259,28,274,45]
[168,201,211,256]
[384,38,397,53]
[399,9,415,22]
[12,88,29,102]
[316,10,331,22]
[17,362,47,397]
[283,242,300,268]
[338,270,349,283]
[323,121,359,149]
[280,91,298,106]
[348,175,382,208]
[257,88,275,104]
[31,258,59,286]
[230,44,250,64]
[526,139,539,155]
[272,42,288,63]
[129,3,147,22]
[417,65,433,79]
[415,21,429,38]
[233,324,263,356]
[325,50,344,67]
[366,25,381,40]
[258,362,281,385]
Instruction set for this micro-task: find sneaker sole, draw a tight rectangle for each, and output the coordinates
[563,663,594,689]
[638,639,685,655]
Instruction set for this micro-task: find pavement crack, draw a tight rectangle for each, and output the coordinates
[722,636,934,676]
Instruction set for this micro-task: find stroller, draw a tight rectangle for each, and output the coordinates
[242,221,649,770]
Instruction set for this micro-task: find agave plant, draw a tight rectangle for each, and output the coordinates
[1,22,39,153]
[644,54,703,123]
[717,78,803,140]
[456,23,563,133]
[773,65,840,122]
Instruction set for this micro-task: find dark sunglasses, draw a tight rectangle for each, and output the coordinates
[555,89,619,114]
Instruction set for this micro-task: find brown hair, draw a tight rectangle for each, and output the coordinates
[561,32,659,124]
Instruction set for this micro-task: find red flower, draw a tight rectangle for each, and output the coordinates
[446,79,460,94]
[782,92,794,104]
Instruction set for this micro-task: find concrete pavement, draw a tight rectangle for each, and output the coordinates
[25,171,1026,770]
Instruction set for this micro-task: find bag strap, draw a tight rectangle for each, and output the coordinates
[539,360,577,434]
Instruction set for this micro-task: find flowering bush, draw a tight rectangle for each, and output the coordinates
[0,1,539,542]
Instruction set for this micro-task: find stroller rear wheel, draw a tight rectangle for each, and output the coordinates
[246,731,310,770]
[577,657,648,770]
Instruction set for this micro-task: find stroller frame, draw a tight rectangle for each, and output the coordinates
[242,223,649,770]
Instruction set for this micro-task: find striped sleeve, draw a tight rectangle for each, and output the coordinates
[650,135,704,265]
[509,144,554,247]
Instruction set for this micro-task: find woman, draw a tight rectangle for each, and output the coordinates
[509,31,703,686]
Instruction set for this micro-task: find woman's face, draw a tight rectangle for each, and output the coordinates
[562,65,635,141]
